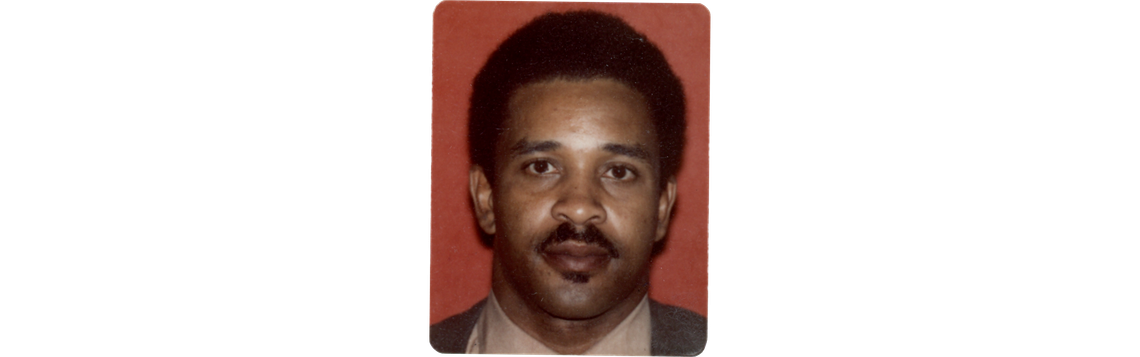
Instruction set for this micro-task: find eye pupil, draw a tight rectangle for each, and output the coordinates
[533,162,548,173]
[612,166,627,178]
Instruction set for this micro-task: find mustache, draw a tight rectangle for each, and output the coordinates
[537,222,620,259]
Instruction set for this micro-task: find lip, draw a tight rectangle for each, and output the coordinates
[541,241,612,273]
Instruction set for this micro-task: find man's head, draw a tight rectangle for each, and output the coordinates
[468,11,685,321]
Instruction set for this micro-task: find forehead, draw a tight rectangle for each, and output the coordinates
[501,78,655,153]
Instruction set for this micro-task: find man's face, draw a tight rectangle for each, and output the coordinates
[470,78,676,320]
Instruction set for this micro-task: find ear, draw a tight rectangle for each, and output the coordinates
[470,165,496,235]
[655,177,678,242]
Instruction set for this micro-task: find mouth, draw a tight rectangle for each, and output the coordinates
[541,240,613,274]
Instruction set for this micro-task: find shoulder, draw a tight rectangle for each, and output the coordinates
[649,300,708,356]
[429,299,485,354]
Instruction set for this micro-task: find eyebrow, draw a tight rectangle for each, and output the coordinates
[603,143,650,162]
[507,140,651,162]
[508,140,561,158]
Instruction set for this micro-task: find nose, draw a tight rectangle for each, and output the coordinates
[551,176,606,226]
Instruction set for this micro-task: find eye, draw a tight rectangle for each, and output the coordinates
[604,165,637,181]
[525,160,557,175]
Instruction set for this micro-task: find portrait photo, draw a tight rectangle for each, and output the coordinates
[430,1,710,355]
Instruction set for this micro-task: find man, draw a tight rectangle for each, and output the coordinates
[431,10,706,355]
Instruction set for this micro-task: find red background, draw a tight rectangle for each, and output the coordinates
[431,1,709,324]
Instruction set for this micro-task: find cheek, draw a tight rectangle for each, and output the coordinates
[607,192,661,234]
[494,191,554,242]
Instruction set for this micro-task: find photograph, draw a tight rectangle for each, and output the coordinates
[431,2,710,355]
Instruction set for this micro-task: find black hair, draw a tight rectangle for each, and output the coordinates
[468,10,686,187]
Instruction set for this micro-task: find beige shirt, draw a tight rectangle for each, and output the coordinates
[465,292,651,355]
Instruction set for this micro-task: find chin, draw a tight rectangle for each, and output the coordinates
[535,277,629,319]
[536,284,614,320]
